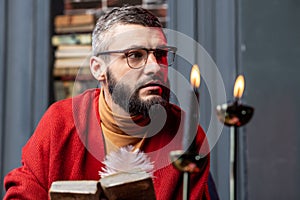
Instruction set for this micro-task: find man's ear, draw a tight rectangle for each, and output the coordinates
[90,56,106,81]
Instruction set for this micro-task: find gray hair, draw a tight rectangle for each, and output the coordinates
[92,5,163,56]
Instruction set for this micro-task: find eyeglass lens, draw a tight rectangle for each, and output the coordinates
[125,48,175,68]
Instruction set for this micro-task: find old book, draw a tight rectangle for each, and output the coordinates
[144,0,167,5]
[100,171,156,200]
[53,80,67,101]
[53,67,93,79]
[107,0,142,7]
[64,7,104,16]
[53,66,91,77]
[49,180,101,200]
[145,5,167,17]
[99,146,156,200]
[52,34,92,46]
[49,146,156,199]
[54,14,95,27]
[54,57,90,68]
[55,44,92,58]
[53,79,96,101]
[57,44,92,51]
[55,24,94,34]
[55,50,91,58]
[49,175,155,200]
[64,0,102,10]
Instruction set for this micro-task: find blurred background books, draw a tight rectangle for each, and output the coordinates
[51,0,167,101]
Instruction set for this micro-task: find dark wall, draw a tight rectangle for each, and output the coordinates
[241,0,300,199]
[168,0,236,199]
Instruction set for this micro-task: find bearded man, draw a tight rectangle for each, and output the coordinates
[4,6,212,200]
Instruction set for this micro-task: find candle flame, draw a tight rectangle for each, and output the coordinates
[233,75,245,98]
[190,64,201,88]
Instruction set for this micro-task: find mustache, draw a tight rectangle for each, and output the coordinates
[135,76,169,91]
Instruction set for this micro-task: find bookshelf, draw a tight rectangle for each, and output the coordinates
[51,0,168,101]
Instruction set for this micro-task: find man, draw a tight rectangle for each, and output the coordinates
[4,6,211,199]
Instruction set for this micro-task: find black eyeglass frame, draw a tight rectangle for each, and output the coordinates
[95,46,177,69]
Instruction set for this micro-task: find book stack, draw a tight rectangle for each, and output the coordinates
[52,1,99,101]
[64,0,103,16]
[54,13,95,33]
[53,44,92,76]
[52,13,95,71]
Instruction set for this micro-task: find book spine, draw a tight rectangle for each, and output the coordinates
[52,34,92,46]
[54,57,90,68]
[55,51,91,58]
[55,24,95,34]
[54,14,95,27]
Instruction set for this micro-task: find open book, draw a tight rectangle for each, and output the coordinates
[50,146,156,200]
[49,180,101,200]
[49,172,156,200]
[49,172,155,200]
[100,170,155,200]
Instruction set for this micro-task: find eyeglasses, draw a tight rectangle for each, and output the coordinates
[96,46,177,69]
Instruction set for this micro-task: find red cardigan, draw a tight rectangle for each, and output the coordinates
[4,89,210,200]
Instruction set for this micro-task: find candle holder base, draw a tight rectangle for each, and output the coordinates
[170,150,207,173]
[216,101,254,127]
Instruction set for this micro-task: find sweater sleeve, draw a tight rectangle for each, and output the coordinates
[4,165,48,199]
[3,90,103,199]
[3,103,55,200]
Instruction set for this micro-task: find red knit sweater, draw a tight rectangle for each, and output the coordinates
[4,89,210,200]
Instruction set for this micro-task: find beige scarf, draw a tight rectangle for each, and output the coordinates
[99,89,150,154]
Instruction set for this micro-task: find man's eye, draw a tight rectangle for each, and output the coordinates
[154,49,168,59]
[127,50,144,59]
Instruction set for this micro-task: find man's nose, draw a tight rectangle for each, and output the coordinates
[144,52,161,74]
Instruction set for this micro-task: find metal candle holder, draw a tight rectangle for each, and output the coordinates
[170,150,207,200]
[170,64,207,200]
[216,75,254,200]
[216,101,254,127]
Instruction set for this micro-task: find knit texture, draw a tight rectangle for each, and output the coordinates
[4,88,210,200]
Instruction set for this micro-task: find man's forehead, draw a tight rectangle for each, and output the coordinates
[107,24,166,50]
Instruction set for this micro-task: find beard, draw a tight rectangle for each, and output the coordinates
[106,69,170,117]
